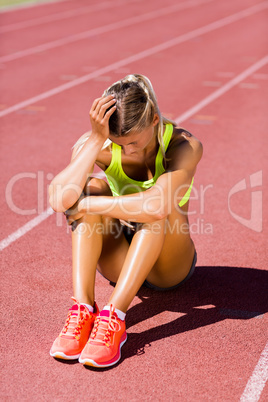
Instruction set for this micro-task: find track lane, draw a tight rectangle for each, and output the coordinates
[186,63,268,269]
[0,1,267,400]
[0,0,142,33]
[1,2,267,110]
[0,0,222,104]
[240,342,268,402]
[0,0,92,24]
[0,0,260,58]
[1,54,267,252]
[0,0,214,62]
[1,55,267,257]
[0,7,267,237]
[1,204,267,401]
[0,0,152,57]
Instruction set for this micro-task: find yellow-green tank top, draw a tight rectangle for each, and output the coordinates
[105,124,194,207]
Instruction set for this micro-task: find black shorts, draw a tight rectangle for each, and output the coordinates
[122,223,197,292]
[122,222,139,243]
[143,251,197,291]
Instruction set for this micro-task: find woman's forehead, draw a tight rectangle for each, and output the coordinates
[109,133,139,146]
[109,126,153,144]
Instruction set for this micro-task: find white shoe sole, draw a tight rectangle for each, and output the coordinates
[79,334,127,368]
[50,349,81,360]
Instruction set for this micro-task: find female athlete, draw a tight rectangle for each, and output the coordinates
[49,74,203,368]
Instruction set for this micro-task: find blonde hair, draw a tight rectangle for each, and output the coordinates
[103,74,176,159]
[73,74,176,158]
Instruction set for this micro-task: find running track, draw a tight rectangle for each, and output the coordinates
[0,0,267,400]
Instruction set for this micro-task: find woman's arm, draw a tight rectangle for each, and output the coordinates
[49,95,116,212]
[77,136,203,223]
[78,170,189,223]
[49,133,105,212]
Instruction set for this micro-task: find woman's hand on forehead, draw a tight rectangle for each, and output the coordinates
[89,95,117,142]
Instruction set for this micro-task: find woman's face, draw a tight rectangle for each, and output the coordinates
[109,114,159,156]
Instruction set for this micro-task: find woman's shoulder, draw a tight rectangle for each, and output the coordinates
[71,131,112,170]
[166,126,203,171]
[71,131,91,159]
[169,126,203,152]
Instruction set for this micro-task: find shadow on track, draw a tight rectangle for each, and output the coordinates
[122,266,268,360]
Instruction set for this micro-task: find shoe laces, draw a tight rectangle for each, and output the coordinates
[60,297,91,340]
[90,305,121,347]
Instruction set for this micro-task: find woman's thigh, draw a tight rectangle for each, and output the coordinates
[145,208,196,289]
[98,211,195,288]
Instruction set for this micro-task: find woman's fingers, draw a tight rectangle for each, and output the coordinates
[95,96,116,120]
[91,95,115,118]
[99,99,117,121]
[90,97,102,114]
[103,103,117,122]
[89,95,117,140]
[119,219,135,230]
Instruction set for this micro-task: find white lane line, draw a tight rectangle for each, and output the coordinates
[1,55,267,252]
[0,0,141,33]
[240,341,268,402]
[0,0,212,62]
[0,1,267,119]
[175,55,268,124]
[0,207,54,251]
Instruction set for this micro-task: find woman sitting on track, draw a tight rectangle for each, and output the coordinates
[49,74,203,368]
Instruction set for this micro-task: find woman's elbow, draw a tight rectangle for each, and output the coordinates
[48,184,59,212]
[49,195,66,213]
[48,182,82,213]
[48,185,66,213]
[151,205,169,221]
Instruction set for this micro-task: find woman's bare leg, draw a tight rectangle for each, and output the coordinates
[72,214,103,306]
[108,219,166,312]
[145,209,195,288]
[107,210,195,313]
[72,212,131,306]
[71,177,129,306]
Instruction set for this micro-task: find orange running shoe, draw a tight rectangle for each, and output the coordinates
[79,305,127,367]
[50,297,99,360]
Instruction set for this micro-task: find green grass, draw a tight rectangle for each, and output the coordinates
[0,0,32,6]
[0,0,56,8]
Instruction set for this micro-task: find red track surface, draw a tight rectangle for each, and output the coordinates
[0,0,267,400]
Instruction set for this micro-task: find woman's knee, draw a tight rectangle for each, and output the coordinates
[84,177,112,196]
[71,212,102,233]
